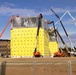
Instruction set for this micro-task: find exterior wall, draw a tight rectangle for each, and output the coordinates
[10,28,50,57]
[49,31,59,55]
[10,16,59,57]
[49,42,59,55]
[0,40,10,57]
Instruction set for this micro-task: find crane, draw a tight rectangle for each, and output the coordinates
[51,9,76,51]
[48,21,70,57]
[0,16,18,38]
[55,10,76,26]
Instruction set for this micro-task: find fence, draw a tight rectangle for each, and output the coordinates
[0,60,76,75]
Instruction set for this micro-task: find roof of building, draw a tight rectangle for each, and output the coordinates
[0,39,10,41]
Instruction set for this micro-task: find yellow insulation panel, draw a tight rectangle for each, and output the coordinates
[10,27,50,57]
[49,42,59,54]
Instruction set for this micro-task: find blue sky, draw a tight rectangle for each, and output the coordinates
[0,0,76,47]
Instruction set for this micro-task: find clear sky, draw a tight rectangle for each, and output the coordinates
[0,0,76,47]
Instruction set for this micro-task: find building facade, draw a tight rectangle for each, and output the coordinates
[0,39,10,57]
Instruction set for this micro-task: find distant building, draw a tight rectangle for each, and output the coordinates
[0,39,10,57]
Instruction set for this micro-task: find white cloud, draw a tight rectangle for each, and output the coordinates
[52,8,76,27]
[0,4,76,24]
[52,7,76,13]
[0,2,15,7]
[0,5,76,17]
[0,6,38,17]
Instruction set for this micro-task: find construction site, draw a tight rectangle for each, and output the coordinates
[0,9,76,75]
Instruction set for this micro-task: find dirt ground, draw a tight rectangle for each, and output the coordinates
[0,57,76,75]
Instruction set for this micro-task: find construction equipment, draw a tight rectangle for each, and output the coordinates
[0,16,18,38]
[55,10,76,26]
[54,51,65,57]
[1,12,76,57]
[33,18,41,57]
[51,9,76,51]
[56,30,71,57]
[48,21,70,57]
[0,17,12,37]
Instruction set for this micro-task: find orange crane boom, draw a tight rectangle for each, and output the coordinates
[0,16,17,38]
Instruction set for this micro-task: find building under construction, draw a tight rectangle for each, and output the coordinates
[0,9,76,58]
[10,16,58,57]
[0,9,76,75]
